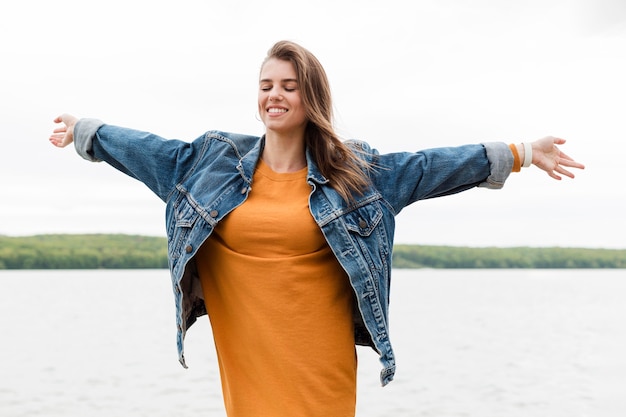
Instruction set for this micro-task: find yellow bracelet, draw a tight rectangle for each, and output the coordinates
[508,143,521,172]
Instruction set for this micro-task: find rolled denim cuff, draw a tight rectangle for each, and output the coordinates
[479,142,513,189]
[74,118,105,162]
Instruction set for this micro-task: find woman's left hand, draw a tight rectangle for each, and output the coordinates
[530,137,585,180]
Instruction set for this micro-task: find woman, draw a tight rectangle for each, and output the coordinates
[49,40,584,417]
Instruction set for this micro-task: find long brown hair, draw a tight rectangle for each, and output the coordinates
[262,40,370,203]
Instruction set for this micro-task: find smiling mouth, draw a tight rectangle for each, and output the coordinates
[268,108,288,113]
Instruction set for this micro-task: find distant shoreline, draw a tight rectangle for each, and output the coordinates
[1,234,624,269]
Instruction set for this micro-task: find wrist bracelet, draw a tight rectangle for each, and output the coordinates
[508,144,521,172]
[522,142,533,167]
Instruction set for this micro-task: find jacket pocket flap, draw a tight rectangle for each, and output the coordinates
[174,198,199,228]
[344,203,383,237]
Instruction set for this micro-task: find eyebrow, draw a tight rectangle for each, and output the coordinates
[259,78,298,83]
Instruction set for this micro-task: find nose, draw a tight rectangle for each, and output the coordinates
[268,87,282,101]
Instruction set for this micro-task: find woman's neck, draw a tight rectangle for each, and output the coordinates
[262,131,307,173]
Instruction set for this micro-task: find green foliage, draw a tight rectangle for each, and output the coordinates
[0,235,624,269]
[392,245,626,269]
[0,234,168,269]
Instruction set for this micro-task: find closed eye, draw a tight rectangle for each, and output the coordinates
[259,78,298,93]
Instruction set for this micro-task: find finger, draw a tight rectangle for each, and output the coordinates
[558,151,585,169]
[555,164,575,179]
[50,139,69,148]
[558,150,577,162]
[49,134,65,147]
[548,170,562,180]
[52,127,67,134]
[559,159,585,169]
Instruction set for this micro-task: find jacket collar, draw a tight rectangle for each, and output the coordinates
[305,146,330,185]
[237,136,262,184]
[238,136,330,185]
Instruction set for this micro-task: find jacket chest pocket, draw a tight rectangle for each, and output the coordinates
[344,202,383,237]
[341,201,391,302]
[342,201,390,267]
[168,197,201,260]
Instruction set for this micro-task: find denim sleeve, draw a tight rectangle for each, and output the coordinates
[368,141,514,214]
[72,119,207,202]
[478,142,513,189]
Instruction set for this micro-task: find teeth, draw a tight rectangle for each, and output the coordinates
[268,108,287,113]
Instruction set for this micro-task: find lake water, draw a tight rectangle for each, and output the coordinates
[1,269,625,416]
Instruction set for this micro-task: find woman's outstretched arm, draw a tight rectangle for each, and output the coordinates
[47,113,209,202]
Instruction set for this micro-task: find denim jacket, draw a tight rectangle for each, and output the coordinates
[73,118,513,386]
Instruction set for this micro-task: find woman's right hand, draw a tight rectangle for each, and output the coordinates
[49,114,78,148]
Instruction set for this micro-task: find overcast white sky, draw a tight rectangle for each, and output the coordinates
[1,0,625,248]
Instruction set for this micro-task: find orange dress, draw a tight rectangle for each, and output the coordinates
[196,160,357,417]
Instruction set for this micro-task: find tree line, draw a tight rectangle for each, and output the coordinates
[393,244,626,269]
[0,234,168,269]
[0,234,624,269]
